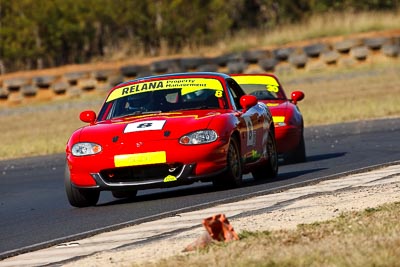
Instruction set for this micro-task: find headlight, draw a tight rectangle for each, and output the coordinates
[71,142,102,156]
[179,130,218,145]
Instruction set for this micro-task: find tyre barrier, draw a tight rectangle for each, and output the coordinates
[197,64,219,72]
[321,50,341,64]
[350,46,369,61]
[363,37,388,50]
[32,75,56,88]
[288,50,308,68]
[333,38,362,53]
[303,43,328,57]
[258,57,278,71]
[0,34,399,106]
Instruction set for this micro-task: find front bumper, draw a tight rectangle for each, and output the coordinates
[88,163,226,190]
[67,139,229,190]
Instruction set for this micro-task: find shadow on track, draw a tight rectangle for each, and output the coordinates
[305,152,347,163]
[97,165,327,207]
[97,183,217,207]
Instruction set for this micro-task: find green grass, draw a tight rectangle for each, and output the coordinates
[134,202,400,267]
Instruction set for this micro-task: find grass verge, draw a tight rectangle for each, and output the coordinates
[136,202,400,267]
[181,11,400,56]
[282,62,400,127]
[0,97,103,160]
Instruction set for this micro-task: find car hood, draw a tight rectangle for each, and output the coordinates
[78,110,221,144]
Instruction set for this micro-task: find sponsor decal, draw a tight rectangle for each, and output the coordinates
[114,151,166,167]
[107,78,224,102]
[244,116,256,146]
[163,175,177,182]
[232,75,280,93]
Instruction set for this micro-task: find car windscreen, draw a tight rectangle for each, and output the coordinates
[232,75,286,100]
[99,78,227,120]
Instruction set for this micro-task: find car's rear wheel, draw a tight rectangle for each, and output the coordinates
[286,133,306,164]
[293,134,306,163]
[252,130,278,180]
[64,165,100,207]
[112,190,138,199]
[213,137,242,188]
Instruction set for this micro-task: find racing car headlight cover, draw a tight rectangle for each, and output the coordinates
[179,130,218,145]
[71,142,102,156]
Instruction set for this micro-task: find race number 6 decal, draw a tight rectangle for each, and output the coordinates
[124,120,166,133]
[244,116,256,146]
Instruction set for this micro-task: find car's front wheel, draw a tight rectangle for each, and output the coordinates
[64,165,100,207]
[252,130,278,180]
[213,137,242,188]
[292,134,306,163]
[286,133,306,164]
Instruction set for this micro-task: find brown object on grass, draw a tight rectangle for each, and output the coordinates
[184,214,239,252]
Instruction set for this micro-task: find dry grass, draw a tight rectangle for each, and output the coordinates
[282,62,400,127]
[0,97,103,160]
[134,202,400,267]
[262,11,400,45]
[183,11,400,56]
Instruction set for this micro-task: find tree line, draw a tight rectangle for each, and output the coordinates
[0,0,398,73]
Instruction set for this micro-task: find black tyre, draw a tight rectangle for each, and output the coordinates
[120,65,142,77]
[112,190,138,199]
[64,165,100,207]
[227,61,247,74]
[289,134,306,163]
[303,43,328,57]
[259,58,278,72]
[213,138,242,188]
[252,130,278,180]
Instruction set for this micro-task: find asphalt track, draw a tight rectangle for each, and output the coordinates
[0,117,399,259]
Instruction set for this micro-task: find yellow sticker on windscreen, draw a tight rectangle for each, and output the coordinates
[232,75,280,93]
[107,78,224,102]
[232,75,279,86]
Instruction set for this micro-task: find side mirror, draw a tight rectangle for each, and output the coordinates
[291,91,305,105]
[240,95,258,112]
[80,110,96,124]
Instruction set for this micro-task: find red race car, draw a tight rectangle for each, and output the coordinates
[65,72,278,207]
[232,74,306,164]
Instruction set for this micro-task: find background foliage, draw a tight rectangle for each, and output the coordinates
[0,0,399,73]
